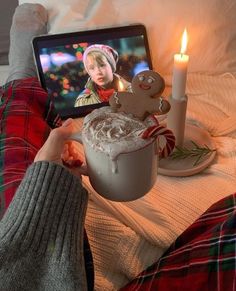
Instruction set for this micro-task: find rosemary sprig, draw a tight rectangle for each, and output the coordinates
[170,141,216,166]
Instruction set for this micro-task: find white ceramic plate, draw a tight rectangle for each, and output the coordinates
[158,123,216,177]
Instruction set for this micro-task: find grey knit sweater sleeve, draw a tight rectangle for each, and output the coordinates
[0,161,89,291]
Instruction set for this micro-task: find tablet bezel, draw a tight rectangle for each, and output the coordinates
[32,24,153,119]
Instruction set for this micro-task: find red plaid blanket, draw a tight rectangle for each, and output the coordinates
[120,193,236,291]
[0,77,94,290]
[0,77,61,216]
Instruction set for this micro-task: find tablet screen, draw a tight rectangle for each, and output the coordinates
[32,24,152,118]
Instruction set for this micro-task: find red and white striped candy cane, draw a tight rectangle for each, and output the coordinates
[141,125,175,158]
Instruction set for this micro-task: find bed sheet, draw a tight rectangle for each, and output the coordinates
[80,72,236,290]
[0,0,18,65]
[0,65,9,86]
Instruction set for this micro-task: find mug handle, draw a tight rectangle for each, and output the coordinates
[141,125,176,158]
[70,132,83,144]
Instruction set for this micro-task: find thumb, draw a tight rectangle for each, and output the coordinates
[62,118,73,127]
[48,119,75,150]
[35,119,76,163]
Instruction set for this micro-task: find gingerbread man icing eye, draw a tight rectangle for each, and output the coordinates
[147,77,154,84]
[138,74,145,81]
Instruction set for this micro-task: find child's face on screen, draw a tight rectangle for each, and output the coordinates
[85,54,114,88]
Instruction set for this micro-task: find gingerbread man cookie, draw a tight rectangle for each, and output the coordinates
[109,70,170,120]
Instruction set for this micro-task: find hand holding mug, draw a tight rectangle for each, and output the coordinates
[34,119,87,178]
[70,108,175,202]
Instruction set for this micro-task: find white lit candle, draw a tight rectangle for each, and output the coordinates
[172,28,189,100]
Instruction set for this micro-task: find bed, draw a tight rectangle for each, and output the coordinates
[1,1,236,290]
[0,0,17,85]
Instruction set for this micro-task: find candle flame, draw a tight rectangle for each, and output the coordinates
[118,80,124,91]
[180,28,188,54]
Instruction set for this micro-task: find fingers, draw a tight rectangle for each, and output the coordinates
[46,118,78,150]
[34,118,86,180]
[61,141,83,167]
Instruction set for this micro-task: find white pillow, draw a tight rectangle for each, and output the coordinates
[19,0,236,76]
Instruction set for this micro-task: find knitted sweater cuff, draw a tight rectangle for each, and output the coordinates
[0,161,88,256]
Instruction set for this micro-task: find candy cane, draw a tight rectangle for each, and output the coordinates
[141,125,175,158]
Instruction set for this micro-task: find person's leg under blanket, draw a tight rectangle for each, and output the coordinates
[0,4,93,290]
[120,192,236,291]
[0,77,61,217]
[7,3,48,82]
[0,3,61,218]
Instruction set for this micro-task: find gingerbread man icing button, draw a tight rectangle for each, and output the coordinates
[109,70,171,120]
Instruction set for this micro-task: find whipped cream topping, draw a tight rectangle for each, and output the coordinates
[82,107,153,160]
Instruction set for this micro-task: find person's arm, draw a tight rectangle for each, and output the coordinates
[0,119,89,291]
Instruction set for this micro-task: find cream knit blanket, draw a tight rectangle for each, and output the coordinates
[82,73,236,290]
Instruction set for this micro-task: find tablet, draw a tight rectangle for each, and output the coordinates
[32,24,152,119]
